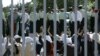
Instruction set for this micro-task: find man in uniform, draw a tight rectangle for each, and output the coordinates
[69,7,83,36]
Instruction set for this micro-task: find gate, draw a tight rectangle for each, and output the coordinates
[0,0,100,56]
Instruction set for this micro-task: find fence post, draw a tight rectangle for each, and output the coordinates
[21,0,25,56]
[43,0,47,56]
[84,0,88,56]
[11,0,14,56]
[98,0,100,9]
[33,0,36,56]
[0,0,3,55]
[94,0,98,56]
[54,0,57,56]
[74,0,78,56]
[63,0,67,56]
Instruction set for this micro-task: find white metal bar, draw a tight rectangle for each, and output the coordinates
[54,0,57,56]
[84,0,88,56]
[16,22,19,35]
[43,0,47,56]
[95,0,98,34]
[63,0,67,56]
[94,0,98,56]
[11,0,14,56]
[21,0,25,56]
[74,0,78,56]
[33,0,36,56]
[0,0,3,55]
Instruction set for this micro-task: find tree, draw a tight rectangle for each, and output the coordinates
[98,0,100,9]
[35,0,86,12]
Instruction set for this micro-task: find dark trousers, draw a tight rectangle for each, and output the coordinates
[69,21,81,36]
[3,48,11,56]
[89,16,95,32]
[29,21,33,33]
[98,43,100,54]
[18,22,30,36]
[98,22,100,32]
[3,20,6,37]
[36,44,43,54]
[80,41,94,56]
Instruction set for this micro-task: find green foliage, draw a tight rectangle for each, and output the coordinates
[36,0,85,11]
[3,0,95,15]
[3,7,9,18]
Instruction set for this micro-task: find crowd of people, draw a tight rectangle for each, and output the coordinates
[1,5,100,56]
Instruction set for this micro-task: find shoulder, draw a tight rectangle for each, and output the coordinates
[25,37,33,43]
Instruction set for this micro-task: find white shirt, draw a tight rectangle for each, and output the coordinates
[2,37,12,55]
[30,12,34,21]
[59,12,68,19]
[21,12,30,23]
[56,34,72,44]
[36,34,53,44]
[45,35,52,43]
[92,33,100,43]
[39,11,44,18]
[79,9,85,18]
[56,34,61,41]
[35,34,43,45]
[24,36,34,52]
[30,12,40,21]
[70,11,83,22]
[89,33,94,39]
[36,36,43,45]
[53,12,60,21]
[2,37,7,55]
[61,34,72,44]
[17,12,22,17]
[47,12,59,21]
[24,37,34,55]
[47,12,54,20]
[36,13,40,20]
[25,37,34,44]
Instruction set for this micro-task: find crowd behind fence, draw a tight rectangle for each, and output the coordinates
[0,0,100,56]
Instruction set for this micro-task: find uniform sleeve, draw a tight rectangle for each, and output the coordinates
[71,35,75,43]
[78,11,83,22]
[46,35,52,43]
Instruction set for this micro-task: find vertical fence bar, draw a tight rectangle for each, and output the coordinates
[11,0,14,56]
[54,0,57,56]
[63,0,67,56]
[43,0,47,56]
[74,0,78,56]
[84,0,88,56]
[21,0,25,56]
[94,0,98,56]
[33,0,36,56]
[0,0,3,55]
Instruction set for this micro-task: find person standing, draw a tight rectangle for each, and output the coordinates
[59,8,68,32]
[39,10,44,20]
[2,12,6,37]
[89,6,95,32]
[69,7,83,36]
[47,10,54,21]
[20,8,30,35]
[7,8,21,35]
[78,5,85,28]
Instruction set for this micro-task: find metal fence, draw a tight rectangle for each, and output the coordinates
[0,0,99,56]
